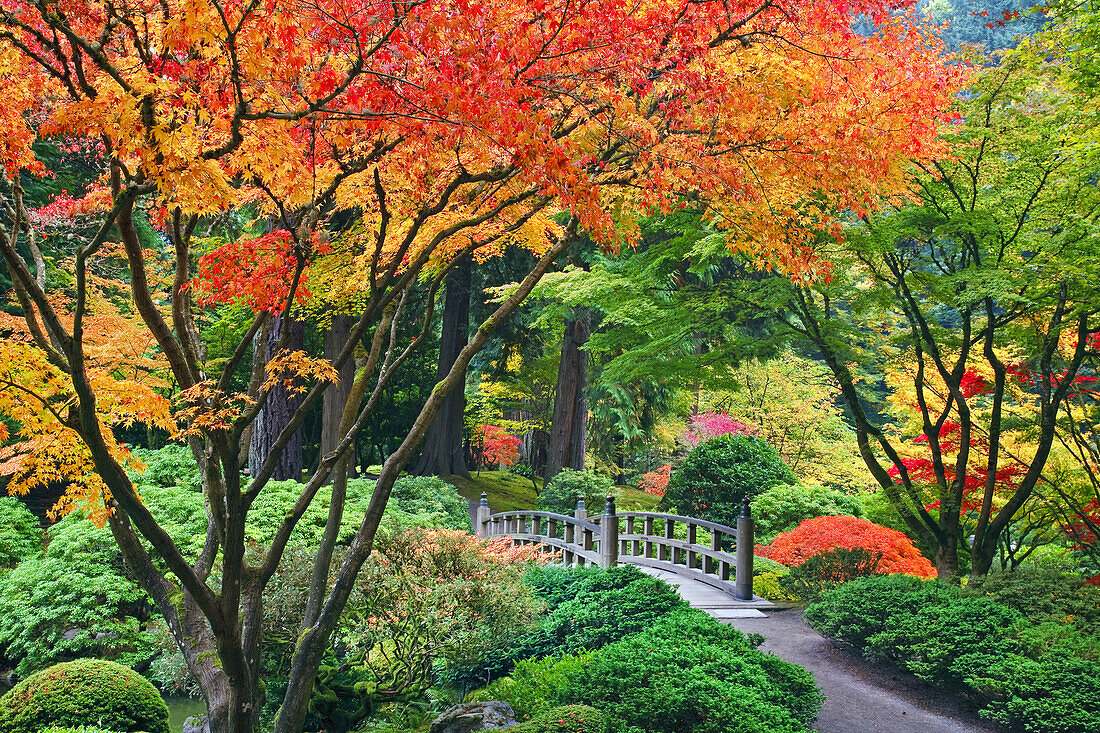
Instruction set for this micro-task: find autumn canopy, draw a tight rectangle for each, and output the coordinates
[0,0,963,729]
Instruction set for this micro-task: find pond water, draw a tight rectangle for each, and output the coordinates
[165,694,207,733]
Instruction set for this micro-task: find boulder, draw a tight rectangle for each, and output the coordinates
[430,701,519,733]
[182,714,210,733]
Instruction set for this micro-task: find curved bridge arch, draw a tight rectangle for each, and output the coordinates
[477,495,759,601]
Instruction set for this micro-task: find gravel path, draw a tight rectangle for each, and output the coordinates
[724,609,996,733]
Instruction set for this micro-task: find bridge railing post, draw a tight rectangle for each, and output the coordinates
[574,496,587,521]
[476,493,491,538]
[600,495,618,569]
[735,496,755,601]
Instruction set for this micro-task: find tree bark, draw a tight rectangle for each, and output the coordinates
[249,314,305,481]
[321,314,358,478]
[413,256,472,478]
[544,314,589,484]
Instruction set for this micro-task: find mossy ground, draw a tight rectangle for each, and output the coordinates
[446,471,660,513]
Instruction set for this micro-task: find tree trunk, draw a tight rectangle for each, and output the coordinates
[321,314,358,478]
[413,256,472,478]
[544,314,589,484]
[249,314,305,481]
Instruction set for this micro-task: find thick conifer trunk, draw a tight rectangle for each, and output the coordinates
[249,314,304,480]
[413,256,472,478]
[543,314,589,484]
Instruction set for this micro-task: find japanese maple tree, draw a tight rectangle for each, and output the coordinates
[773,53,1100,579]
[0,0,960,728]
[759,515,938,578]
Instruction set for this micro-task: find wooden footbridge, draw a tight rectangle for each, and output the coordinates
[476,493,768,606]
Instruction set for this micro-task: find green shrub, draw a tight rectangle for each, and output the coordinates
[751,555,789,576]
[42,727,122,733]
[467,653,593,721]
[970,652,1100,733]
[804,574,960,648]
[963,563,1100,627]
[0,659,169,733]
[450,565,685,690]
[753,572,799,602]
[503,705,607,733]
[539,470,615,516]
[779,547,881,603]
[523,564,605,611]
[1015,621,1100,661]
[662,434,796,529]
[387,475,471,531]
[538,565,688,656]
[0,514,152,674]
[130,444,200,490]
[751,484,862,541]
[556,610,821,733]
[0,498,40,568]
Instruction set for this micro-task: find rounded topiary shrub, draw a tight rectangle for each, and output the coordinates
[539,470,615,516]
[662,433,796,528]
[0,658,170,733]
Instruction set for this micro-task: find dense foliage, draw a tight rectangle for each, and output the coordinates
[466,566,822,733]
[662,434,797,528]
[556,610,822,733]
[751,484,863,541]
[0,659,169,733]
[759,516,937,578]
[0,499,40,569]
[805,574,1100,732]
[538,470,616,517]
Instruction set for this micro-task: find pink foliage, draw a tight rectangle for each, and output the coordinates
[683,410,754,447]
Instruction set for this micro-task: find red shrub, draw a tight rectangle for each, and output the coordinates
[758,515,937,578]
[638,464,671,496]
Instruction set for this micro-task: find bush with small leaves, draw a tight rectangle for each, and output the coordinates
[556,609,822,733]
[751,484,863,541]
[803,574,960,649]
[539,470,615,516]
[969,652,1100,733]
[0,513,153,675]
[0,659,169,733]
[779,547,882,603]
[0,498,40,569]
[962,563,1100,627]
[466,653,594,721]
[662,433,796,529]
[537,565,688,656]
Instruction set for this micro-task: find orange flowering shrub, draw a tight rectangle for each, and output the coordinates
[758,515,937,578]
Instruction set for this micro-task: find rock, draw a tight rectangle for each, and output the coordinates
[430,701,518,733]
[182,714,210,733]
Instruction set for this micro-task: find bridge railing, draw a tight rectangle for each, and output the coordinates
[477,493,756,600]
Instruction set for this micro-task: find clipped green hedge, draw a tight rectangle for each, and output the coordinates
[0,659,169,733]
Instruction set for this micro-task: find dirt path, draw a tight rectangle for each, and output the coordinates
[725,609,996,733]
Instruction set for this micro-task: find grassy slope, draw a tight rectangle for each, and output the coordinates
[446,470,661,513]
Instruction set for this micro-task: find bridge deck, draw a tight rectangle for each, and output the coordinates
[636,566,772,619]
